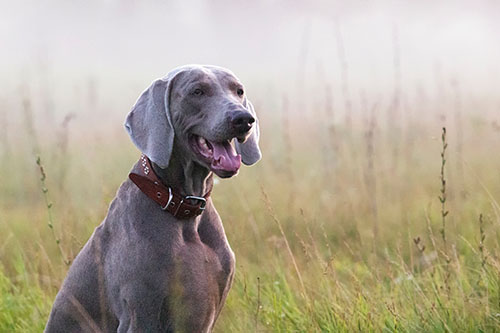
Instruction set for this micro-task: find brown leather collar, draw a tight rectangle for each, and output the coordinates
[129,155,211,219]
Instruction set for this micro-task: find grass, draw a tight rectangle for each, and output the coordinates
[0,90,499,332]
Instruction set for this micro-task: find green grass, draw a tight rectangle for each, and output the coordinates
[0,261,51,332]
[0,103,499,332]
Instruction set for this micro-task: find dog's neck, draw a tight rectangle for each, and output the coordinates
[151,149,213,198]
[145,150,212,240]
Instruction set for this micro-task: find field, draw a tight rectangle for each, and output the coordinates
[0,78,499,332]
[1,2,500,331]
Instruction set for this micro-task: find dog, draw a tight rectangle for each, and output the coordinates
[45,65,261,332]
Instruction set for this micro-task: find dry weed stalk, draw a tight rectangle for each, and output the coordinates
[478,214,487,269]
[334,19,352,132]
[57,113,75,191]
[450,78,464,186]
[261,186,307,300]
[413,236,426,253]
[362,98,378,240]
[254,276,261,332]
[323,83,337,178]
[438,127,451,293]
[282,95,296,206]
[36,156,71,266]
[439,127,449,252]
[295,21,310,120]
[22,97,40,154]
[300,209,325,267]
[389,25,402,172]
[69,295,103,333]
[433,62,448,124]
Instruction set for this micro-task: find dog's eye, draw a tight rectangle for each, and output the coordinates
[237,88,244,97]
[193,88,204,96]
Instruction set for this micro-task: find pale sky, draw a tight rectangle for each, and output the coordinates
[1,0,499,114]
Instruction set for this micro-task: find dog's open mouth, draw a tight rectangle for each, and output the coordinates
[190,135,241,178]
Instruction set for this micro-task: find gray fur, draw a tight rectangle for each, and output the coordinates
[235,100,261,165]
[45,65,261,332]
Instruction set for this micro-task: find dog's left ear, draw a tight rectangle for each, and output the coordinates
[124,72,180,168]
[235,99,262,165]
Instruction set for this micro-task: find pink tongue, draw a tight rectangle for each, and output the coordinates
[210,140,241,172]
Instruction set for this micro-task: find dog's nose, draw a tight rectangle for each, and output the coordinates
[231,111,255,134]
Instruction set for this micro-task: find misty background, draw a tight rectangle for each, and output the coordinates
[1,0,500,140]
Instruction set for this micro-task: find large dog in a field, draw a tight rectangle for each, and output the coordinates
[45,65,261,332]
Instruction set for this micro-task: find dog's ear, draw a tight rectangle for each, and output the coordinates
[125,74,178,168]
[235,99,262,165]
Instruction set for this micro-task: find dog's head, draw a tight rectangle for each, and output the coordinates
[125,65,261,178]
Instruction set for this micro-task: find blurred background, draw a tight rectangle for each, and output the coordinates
[1,0,500,331]
[2,0,500,127]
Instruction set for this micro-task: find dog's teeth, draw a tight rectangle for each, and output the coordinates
[198,136,212,152]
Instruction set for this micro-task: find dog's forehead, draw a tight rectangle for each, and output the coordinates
[180,67,241,87]
[207,67,241,85]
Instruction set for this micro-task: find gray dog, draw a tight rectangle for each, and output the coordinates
[45,65,261,332]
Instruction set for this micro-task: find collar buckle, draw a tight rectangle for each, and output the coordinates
[130,155,212,219]
[185,195,207,211]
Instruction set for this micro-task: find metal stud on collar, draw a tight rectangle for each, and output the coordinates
[141,154,150,174]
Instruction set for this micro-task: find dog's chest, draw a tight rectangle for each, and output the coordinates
[166,241,233,330]
[174,240,233,296]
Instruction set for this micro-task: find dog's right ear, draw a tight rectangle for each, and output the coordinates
[125,75,177,169]
[235,99,262,165]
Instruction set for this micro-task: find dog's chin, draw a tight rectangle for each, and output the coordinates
[189,134,241,178]
[212,168,239,178]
